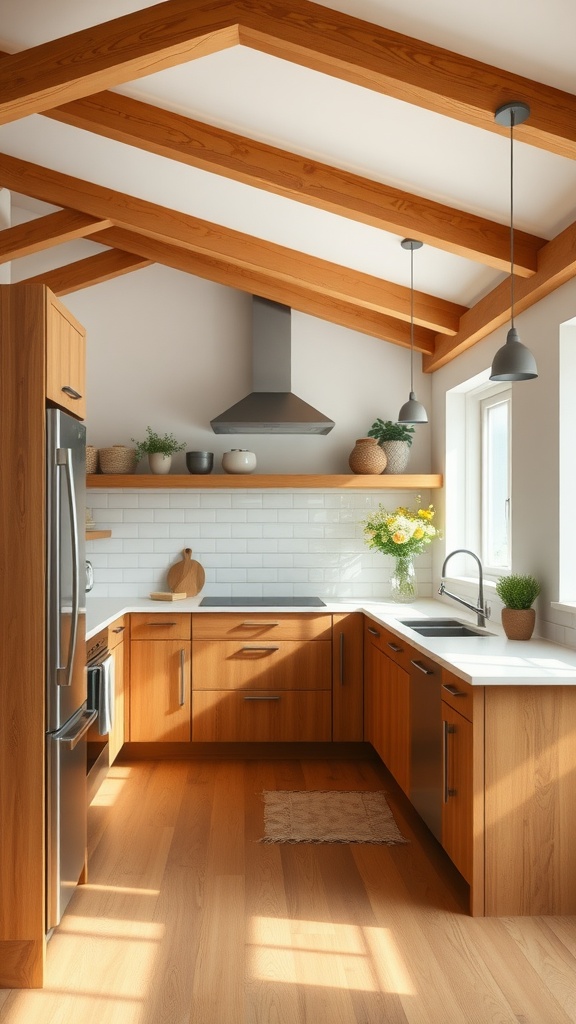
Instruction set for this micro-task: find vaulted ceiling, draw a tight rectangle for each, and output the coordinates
[1,0,575,371]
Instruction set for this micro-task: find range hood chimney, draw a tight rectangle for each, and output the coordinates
[210,297,335,434]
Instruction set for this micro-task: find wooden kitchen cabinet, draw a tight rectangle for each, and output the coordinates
[107,618,126,763]
[332,612,364,741]
[0,284,88,987]
[129,615,191,742]
[441,700,473,884]
[45,291,87,419]
[363,619,411,795]
[191,613,331,742]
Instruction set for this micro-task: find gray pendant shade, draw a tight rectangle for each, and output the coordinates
[490,101,538,383]
[398,391,428,423]
[490,327,538,381]
[398,238,428,424]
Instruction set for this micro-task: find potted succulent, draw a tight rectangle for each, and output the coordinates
[131,426,186,475]
[367,419,415,474]
[495,573,541,640]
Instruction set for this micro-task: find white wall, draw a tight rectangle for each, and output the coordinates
[432,277,576,645]
[54,264,432,475]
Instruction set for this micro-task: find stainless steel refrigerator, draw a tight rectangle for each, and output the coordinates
[45,408,96,931]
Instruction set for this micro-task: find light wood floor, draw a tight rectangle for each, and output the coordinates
[1,754,576,1023]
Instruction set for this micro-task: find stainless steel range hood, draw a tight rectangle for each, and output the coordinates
[210,297,335,434]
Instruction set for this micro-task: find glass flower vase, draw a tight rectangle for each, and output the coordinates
[389,555,418,603]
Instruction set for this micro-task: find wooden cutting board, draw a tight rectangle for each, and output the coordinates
[167,548,205,596]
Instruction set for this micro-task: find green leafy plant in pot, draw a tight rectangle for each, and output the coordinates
[131,426,186,475]
[367,419,415,474]
[495,573,541,640]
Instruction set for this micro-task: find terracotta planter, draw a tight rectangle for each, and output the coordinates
[501,607,536,641]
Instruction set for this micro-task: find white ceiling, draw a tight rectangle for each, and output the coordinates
[1,0,576,319]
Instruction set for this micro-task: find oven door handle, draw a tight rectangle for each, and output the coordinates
[54,708,98,750]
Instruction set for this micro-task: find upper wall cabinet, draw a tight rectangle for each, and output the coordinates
[45,292,86,420]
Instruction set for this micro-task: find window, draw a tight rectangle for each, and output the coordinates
[480,391,511,572]
[445,373,511,580]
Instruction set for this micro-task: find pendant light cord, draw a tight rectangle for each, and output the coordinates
[409,244,415,392]
[509,111,515,329]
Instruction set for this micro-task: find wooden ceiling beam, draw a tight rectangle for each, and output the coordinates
[0,0,575,158]
[0,152,464,335]
[423,218,576,371]
[89,226,437,353]
[44,89,544,276]
[17,249,152,295]
[0,209,111,263]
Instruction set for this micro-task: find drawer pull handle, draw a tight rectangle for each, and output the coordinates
[411,659,435,675]
[339,631,345,686]
[367,627,380,637]
[112,626,125,634]
[443,720,457,803]
[61,384,82,400]
[240,621,280,627]
[179,649,186,706]
[387,642,403,653]
[443,683,466,697]
[243,695,281,702]
[148,621,177,627]
[240,645,279,652]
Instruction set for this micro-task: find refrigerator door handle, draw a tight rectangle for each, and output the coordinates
[55,708,98,750]
[56,447,80,687]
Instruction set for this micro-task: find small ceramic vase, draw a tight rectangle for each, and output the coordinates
[148,452,172,474]
[222,449,257,474]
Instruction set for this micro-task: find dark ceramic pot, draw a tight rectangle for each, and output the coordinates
[186,451,214,474]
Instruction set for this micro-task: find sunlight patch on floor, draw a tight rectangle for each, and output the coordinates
[81,883,160,897]
[249,916,414,994]
[90,766,132,807]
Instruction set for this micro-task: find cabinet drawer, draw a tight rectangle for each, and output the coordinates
[107,617,126,650]
[193,639,331,691]
[441,670,474,722]
[130,613,191,641]
[193,690,332,742]
[364,618,412,671]
[193,613,331,641]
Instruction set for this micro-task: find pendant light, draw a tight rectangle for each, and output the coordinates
[490,101,538,381]
[398,238,428,423]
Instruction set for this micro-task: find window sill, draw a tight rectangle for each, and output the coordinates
[551,601,576,614]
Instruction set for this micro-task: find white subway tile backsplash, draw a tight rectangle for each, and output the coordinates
[86,486,435,598]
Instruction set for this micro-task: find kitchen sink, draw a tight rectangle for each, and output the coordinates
[399,618,491,638]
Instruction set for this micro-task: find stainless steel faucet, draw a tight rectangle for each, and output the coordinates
[438,548,489,627]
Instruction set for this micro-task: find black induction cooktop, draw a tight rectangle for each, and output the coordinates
[199,596,326,607]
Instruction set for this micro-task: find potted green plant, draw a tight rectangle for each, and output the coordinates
[495,573,541,640]
[131,426,186,475]
[367,419,415,474]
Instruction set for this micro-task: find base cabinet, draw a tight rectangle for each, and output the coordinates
[332,612,364,741]
[191,613,331,741]
[364,620,410,795]
[129,614,191,742]
[441,700,473,884]
[107,619,126,763]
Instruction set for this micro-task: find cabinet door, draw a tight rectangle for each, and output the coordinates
[441,701,473,883]
[332,612,363,741]
[364,641,410,794]
[108,640,125,764]
[130,641,191,742]
[46,297,86,419]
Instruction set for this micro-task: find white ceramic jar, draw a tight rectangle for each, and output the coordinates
[221,449,257,474]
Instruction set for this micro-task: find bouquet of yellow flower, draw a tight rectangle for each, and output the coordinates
[362,500,438,557]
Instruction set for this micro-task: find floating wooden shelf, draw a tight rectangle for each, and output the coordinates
[86,474,442,490]
[86,530,112,539]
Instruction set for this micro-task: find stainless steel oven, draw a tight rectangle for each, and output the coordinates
[86,629,114,803]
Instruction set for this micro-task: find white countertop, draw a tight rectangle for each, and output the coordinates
[85,595,576,687]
